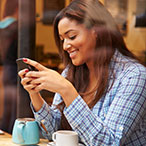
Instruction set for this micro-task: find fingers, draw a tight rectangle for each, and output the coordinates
[21,76,32,85]
[22,77,41,93]
[18,68,38,92]
[31,84,42,93]
[18,69,29,78]
[25,71,41,78]
[18,65,41,79]
[23,58,47,71]
[20,75,39,92]
[30,77,42,85]
[23,83,38,93]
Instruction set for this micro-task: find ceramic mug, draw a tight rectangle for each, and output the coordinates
[12,118,39,145]
[52,130,78,146]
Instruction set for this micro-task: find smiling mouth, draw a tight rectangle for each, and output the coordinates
[69,50,78,58]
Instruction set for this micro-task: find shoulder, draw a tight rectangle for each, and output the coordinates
[122,58,146,79]
[113,51,146,79]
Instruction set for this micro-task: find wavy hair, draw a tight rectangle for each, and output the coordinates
[53,0,138,129]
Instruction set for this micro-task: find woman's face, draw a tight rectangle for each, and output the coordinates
[58,17,97,66]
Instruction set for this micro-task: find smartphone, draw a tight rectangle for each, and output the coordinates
[16,58,37,72]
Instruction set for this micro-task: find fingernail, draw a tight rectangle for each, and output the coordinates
[25,69,29,73]
[23,58,27,62]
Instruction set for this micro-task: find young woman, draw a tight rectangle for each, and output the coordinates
[18,0,146,145]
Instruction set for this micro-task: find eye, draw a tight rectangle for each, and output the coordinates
[69,35,76,40]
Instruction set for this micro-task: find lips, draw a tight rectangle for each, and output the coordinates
[68,50,78,58]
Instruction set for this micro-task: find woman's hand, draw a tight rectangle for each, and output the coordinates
[18,58,78,107]
[18,68,38,94]
[20,58,67,93]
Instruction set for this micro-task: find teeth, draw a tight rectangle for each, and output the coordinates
[69,50,77,57]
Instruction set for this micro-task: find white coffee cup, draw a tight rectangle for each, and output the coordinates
[52,130,78,146]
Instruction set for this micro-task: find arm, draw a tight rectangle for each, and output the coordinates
[31,93,62,140]
[64,69,146,146]
[18,59,78,139]
[18,67,64,139]
[18,58,78,110]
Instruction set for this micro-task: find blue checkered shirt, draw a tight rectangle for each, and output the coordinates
[31,50,146,146]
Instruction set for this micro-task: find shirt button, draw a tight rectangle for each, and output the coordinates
[41,119,45,124]
[119,126,123,131]
[35,114,39,118]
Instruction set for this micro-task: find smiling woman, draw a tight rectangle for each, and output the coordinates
[58,17,96,66]
[18,0,146,145]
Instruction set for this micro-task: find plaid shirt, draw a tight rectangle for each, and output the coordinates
[32,50,146,146]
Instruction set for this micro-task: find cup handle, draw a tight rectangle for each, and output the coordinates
[52,132,57,143]
[17,122,25,143]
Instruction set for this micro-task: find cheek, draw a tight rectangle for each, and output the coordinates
[75,37,88,48]
[81,39,96,59]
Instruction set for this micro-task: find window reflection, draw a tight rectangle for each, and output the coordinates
[0,0,18,133]
[0,0,145,134]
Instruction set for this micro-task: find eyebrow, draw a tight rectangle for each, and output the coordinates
[65,29,75,35]
[59,29,75,37]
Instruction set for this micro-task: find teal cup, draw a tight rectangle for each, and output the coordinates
[12,118,40,145]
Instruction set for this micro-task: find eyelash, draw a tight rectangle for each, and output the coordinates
[69,36,76,40]
[60,35,76,43]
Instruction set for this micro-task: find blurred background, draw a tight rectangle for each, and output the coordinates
[0,0,146,133]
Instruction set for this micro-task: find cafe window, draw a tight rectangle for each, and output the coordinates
[42,0,65,25]
[104,0,128,36]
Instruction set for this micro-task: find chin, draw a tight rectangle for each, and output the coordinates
[72,60,84,66]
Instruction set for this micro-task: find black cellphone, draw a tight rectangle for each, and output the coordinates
[16,58,37,72]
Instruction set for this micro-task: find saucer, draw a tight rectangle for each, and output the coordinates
[47,142,85,146]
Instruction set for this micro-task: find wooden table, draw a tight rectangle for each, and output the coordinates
[0,131,49,146]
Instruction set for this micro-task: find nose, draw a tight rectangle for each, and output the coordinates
[63,39,71,51]
[65,44,71,50]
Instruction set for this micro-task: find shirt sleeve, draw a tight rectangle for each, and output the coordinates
[63,69,146,146]
[30,68,68,140]
[31,93,62,140]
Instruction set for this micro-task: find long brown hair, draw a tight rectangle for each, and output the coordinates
[53,0,138,129]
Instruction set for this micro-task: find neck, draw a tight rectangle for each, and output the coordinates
[86,60,95,77]
[86,61,97,91]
